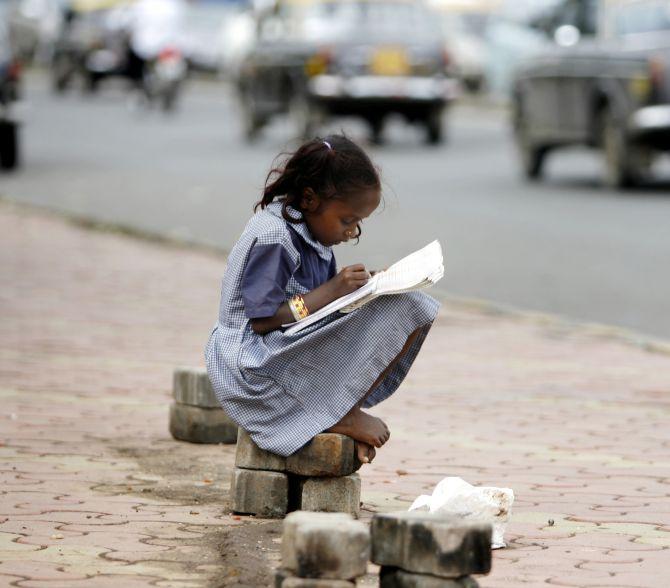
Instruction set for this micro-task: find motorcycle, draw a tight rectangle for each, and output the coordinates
[141,46,187,112]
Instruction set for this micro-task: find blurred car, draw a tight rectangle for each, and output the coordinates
[0,18,22,170]
[512,0,670,188]
[237,0,458,144]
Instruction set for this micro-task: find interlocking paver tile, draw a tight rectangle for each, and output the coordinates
[2,201,670,587]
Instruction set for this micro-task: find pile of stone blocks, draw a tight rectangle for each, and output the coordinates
[276,511,370,587]
[371,511,492,587]
[231,429,362,518]
[169,366,238,444]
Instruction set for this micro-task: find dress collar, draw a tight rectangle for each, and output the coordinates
[266,200,333,262]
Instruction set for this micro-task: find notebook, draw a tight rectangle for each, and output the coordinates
[283,240,444,335]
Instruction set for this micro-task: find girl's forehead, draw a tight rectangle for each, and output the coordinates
[334,189,380,217]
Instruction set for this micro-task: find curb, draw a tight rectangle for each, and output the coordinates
[2,196,668,358]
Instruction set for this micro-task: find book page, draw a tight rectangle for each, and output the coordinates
[282,240,443,334]
[373,240,443,294]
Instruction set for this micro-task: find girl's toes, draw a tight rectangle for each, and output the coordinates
[356,442,372,463]
[367,446,376,463]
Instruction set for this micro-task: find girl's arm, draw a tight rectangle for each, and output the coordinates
[250,264,370,335]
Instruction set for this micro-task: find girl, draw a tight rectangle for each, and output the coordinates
[205,135,439,464]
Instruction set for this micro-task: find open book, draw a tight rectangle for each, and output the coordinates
[283,240,444,335]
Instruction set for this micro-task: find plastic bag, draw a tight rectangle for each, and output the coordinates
[409,476,514,549]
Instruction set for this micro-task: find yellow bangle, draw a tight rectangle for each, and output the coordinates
[288,294,310,321]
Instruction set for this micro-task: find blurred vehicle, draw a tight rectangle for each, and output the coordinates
[140,45,187,110]
[512,0,670,188]
[0,18,22,170]
[5,0,64,63]
[483,0,558,99]
[237,0,458,144]
[179,0,250,74]
[50,0,133,93]
[125,0,187,110]
[529,0,599,42]
[428,0,499,93]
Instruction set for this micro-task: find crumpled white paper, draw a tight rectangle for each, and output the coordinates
[408,476,514,549]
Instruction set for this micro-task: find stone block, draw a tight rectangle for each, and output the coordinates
[370,512,491,579]
[296,474,361,517]
[282,579,356,588]
[230,468,288,518]
[275,568,291,588]
[282,511,369,580]
[235,428,287,472]
[380,568,480,588]
[168,402,237,444]
[173,366,220,408]
[287,434,361,477]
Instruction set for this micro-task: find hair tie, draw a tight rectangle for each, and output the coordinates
[323,140,332,150]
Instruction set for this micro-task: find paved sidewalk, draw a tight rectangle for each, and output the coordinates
[1,200,669,588]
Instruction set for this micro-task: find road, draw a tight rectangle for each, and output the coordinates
[3,72,670,338]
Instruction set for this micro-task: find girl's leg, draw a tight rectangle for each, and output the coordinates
[327,327,423,462]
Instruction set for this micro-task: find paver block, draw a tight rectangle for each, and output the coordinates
[297,473,361,517]
[282,511,369,579]
[230,467,288,518]
[371,512,491,579]
[287,433,361,477]
[282,578,356,588]
[173,366,220,408]
[380,568,479,588]
[275,568,292,588]
[168,402,238,444]
[235,428,287,471]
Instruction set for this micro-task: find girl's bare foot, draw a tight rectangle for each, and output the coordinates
[327,405,390,448]
[355,441,376,464]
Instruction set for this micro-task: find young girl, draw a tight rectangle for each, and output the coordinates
[205,135,439,464]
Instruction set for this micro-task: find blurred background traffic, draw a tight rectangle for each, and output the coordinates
[1,0,669,337]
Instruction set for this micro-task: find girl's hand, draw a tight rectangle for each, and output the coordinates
[333,264,370,297]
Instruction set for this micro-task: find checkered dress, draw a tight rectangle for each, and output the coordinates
[205,201,440,456]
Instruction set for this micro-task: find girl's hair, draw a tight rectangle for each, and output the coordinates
[255,134,381,238]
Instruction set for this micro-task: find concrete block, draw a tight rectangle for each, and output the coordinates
[168,402,237,444]
[173,366,219,408]
[371,512,491,579]
[380,568,480,588]
[287,433,361,477]
[297,473,361,517]
[282,578,356,588]
[230,468,288,518]
[235,428,287,472]
[282,511,369,580]
[275,568,291,588]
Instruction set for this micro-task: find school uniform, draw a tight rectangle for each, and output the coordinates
[205,200,440,457]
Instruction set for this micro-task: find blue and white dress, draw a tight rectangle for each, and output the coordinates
[205,201,440,456]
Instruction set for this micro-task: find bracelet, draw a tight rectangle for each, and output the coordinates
[288,294,310,321]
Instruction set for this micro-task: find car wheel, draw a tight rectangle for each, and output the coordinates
[369,117,385,145]
[514,109,547,180]
[600,107,647,189]
[0,121,19,170]
[425,106,444,145]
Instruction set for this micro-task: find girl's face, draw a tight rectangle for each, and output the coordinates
[301,188,381,247]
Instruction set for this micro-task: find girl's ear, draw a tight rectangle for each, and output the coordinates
[300,188,320,212]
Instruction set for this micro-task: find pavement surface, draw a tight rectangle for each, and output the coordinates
[1,199,670,587]
[4,72,670,338]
